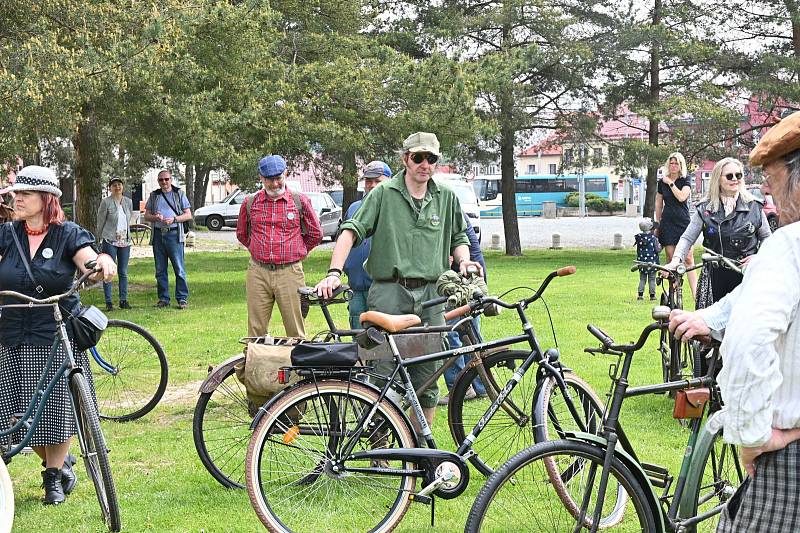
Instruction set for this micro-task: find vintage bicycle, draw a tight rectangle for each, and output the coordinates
[0,262,121,531]
[241,267,611,532]
[466,308,743,532]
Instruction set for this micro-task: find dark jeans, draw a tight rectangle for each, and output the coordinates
[444,316,486,396]
[152,229,189,304]
[102,241,131,304]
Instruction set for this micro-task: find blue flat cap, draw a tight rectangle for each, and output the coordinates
[258,155,287,178]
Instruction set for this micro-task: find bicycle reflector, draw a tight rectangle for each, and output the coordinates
[277,368,290,384]
[283,426,300,445]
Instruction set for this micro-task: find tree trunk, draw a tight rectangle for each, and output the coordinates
[341,151,358,216]
[195,164,211,211]
[499,89,521,256]
[644,0,662,219]
[74,109,103,230]
[185,162,195,208]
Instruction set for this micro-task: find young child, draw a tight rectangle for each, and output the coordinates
[634,218,661,300]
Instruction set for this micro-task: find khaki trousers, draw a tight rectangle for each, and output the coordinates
[246,259,306,338]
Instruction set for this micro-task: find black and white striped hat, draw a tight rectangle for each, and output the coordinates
[10,166,62,198]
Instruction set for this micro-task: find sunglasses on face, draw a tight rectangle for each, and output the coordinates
[724,172,743,181]
[158,177,171,182]
[409,152,439,165]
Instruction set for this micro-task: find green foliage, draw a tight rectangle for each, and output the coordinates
[565,192,623,212]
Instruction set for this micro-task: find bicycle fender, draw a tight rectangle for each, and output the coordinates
[248,378,418,447]
[563,431,666,532]
[198,353,245,394]
[677,424,718,518]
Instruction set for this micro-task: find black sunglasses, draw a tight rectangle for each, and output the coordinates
[724,172,743,181]
[409,152,439,165]
[157,177,171,182]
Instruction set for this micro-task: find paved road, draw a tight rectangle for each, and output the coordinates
[196,215,646,250]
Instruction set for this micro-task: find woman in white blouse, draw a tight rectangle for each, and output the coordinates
[96,178,133,311]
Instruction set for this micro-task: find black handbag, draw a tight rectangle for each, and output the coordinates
[7,222,108,351]
[290,342,359,367]
[69,305,109,351]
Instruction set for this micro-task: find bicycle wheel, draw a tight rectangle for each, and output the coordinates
[90,320,168,422]
[448,349,537,476]
[679,429,743,532]
[246,380,416,533]
[193,360,250,489]
[69,372,121,532]
[0,459,13,533]
[534,372,629,527]
[465,440,657,533]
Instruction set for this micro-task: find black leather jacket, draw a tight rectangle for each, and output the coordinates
[696,197,765,261]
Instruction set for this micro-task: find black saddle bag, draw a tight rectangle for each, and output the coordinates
[290,342,359,367]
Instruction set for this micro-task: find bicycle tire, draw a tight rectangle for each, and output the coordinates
[679,429,743,532]
[447,349,537,476]
[534,372,629,527]
[465,439,657,533]
[0,459,12,533]
[246,380,416,533]
[192,360,250,489]
[91,319,169,422]
[70,372,121,532]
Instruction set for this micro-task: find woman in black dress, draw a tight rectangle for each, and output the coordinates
[0,166,116,505]
[655,152,698,298]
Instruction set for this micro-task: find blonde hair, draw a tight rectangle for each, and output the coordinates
[704,157,753,212]
[663,152,688,178]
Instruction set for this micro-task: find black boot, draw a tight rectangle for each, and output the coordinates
[41,467,65,505]
[41,452,78,495]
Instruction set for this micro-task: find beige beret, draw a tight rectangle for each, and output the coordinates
[749,111,800,167]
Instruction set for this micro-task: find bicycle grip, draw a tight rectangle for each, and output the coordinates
[444,304,471,321]
[556,265,576,277]
[630,264,640,272]
[421,296,447,309]
[587,324,613,346]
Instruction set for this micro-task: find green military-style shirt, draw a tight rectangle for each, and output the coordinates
[339,171,469,281]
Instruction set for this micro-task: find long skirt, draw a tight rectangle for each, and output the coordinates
[0,341,95,447]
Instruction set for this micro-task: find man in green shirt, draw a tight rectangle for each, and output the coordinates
[316,131,483,429]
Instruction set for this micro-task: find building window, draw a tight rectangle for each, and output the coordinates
[549,163,557,174]
[594,147,603,164]
[527,164,537,174]
[488,165,498,175]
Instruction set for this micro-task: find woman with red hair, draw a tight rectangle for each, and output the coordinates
[0,166,116,505]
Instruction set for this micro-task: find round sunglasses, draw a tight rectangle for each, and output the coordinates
[724,172,743,181]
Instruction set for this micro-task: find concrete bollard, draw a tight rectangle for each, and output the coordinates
[611,232,623,250]
[185,231,196,248]
[550,233,563,249]
[490,233,501,250]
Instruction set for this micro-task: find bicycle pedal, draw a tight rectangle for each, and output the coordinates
[410,494,432,505]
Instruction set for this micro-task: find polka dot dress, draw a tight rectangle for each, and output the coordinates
[0,341,96,447]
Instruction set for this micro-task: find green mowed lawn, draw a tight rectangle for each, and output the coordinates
[9,247,699,532]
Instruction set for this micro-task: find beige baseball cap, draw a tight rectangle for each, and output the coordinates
[402,132,441,157]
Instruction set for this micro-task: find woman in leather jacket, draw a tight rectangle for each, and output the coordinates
[667,157,771,307]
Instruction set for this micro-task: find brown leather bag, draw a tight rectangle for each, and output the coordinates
[673,388,710,419]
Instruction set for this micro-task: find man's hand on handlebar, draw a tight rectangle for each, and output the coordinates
[459,260,483,278]
[315,272,342,299]
[668,309,711,342]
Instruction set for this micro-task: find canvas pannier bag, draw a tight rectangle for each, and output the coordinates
[235,337,304,410]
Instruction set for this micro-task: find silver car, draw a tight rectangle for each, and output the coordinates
[307,192,342,241]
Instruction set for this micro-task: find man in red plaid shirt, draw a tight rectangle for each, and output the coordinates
[236,155,323,338]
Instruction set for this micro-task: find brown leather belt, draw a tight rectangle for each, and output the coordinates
[253,259,298,271]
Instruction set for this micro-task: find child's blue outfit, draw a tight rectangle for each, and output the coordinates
[635,231,661,300]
